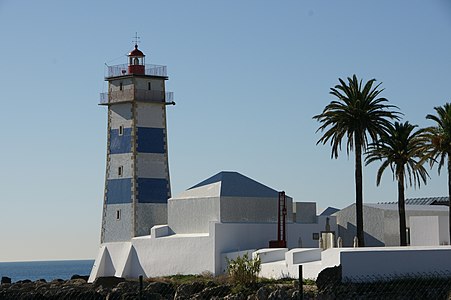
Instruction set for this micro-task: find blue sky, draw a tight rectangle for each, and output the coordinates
[0,1,450,261]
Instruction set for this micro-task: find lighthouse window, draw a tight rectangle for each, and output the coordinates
[116,210,121,220]
[119,82,123,91]
[148,82,151,90]
[118,166,123,177]
[119,125,124,136]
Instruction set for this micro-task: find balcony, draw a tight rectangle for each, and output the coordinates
[106,64,167,78]
[99,90,174,105]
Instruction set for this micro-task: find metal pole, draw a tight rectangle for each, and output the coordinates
[139,275,143,300]
[298,265,304,300]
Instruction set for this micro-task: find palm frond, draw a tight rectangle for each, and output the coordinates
[365,121,430,188]
[314,75,400,159]
[423,103,451,174]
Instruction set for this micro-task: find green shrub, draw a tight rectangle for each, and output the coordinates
[226,253,261,285]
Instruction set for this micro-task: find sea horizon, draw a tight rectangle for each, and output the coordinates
[0,258,95,263]
[0,259,95,283]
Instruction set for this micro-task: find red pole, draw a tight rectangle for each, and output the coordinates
[277,192,281,242]
[282,192,286,243]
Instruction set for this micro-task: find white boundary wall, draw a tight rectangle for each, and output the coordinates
[89,229,213,282]
[257,246,451,281]
[340,247,451,280]
[90,220,331,282]
[90,221,451,283]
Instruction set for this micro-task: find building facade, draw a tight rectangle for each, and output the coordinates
[334,203,449,247]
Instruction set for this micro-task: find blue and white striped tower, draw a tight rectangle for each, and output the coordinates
[99,44,174,243]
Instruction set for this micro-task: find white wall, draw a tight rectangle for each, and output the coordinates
[212,220,336,274]
[335,204,385,247]
[438,216,449,245]
[94,219,337,278]
[293,202,317,223]
[89,233,215,281]
[109,78,133,92]
[410,216,440,246]
[410,215,450,246]
[109,154,133,179]
[220,196,293,223]
[132,235,214,277]
[168,197,220,233]
[91,218,338,280]
[335,204,449,247]
[134,78,164,91]
[257,246,451,281]
[341,247,451,280]
[136,102,165,128]
[91,219,451,283]
[103,204,133,243]
[135,203,167,237]
[110,103,133,129]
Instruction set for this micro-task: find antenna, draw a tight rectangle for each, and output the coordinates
[133,32,141,47]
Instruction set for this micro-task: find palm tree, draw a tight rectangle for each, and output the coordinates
[313,75,400,247]
[365,121,429,246]
[424,103,451,243]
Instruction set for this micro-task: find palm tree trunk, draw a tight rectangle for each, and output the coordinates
[397,169,407,246]
[448,154,451,245]
[355,135,365,247]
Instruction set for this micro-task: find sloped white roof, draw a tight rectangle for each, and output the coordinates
[172,171,280,200]
[173,181,221,199]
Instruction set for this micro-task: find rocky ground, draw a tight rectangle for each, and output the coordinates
[0,275,317,300]
[3,271,448,299]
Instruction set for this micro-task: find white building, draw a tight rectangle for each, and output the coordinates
[89,171,335,281]
[334,203,450,247]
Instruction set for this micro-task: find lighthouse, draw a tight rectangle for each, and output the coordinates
[89,45,335,282]
[99,44,173,243]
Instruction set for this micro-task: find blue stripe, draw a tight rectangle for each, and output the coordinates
[137,127,165,153]
[106,179,132,204]
[137,178,169,203]
[110,128,132,154]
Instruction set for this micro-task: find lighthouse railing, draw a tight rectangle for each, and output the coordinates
[100,92,108,104]
[165,92,174,102]
[99,91,174,105]
[106,64,167,77]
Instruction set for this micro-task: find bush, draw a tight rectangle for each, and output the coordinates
[226,253,261,285]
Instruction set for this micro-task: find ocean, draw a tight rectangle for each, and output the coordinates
[0,260,94,283]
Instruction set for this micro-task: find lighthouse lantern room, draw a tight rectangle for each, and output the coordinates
[128,44,145,75]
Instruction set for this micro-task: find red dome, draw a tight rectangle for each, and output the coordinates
[129,45,145,57]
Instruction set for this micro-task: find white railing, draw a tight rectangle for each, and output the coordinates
[99,91,174,105]
[165,92,174,103]
[99,92,108,104]
[106,64,167,77]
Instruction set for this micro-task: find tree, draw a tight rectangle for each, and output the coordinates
[424,103,451,243]
[313,75,400,247]
[365,121,429,246]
